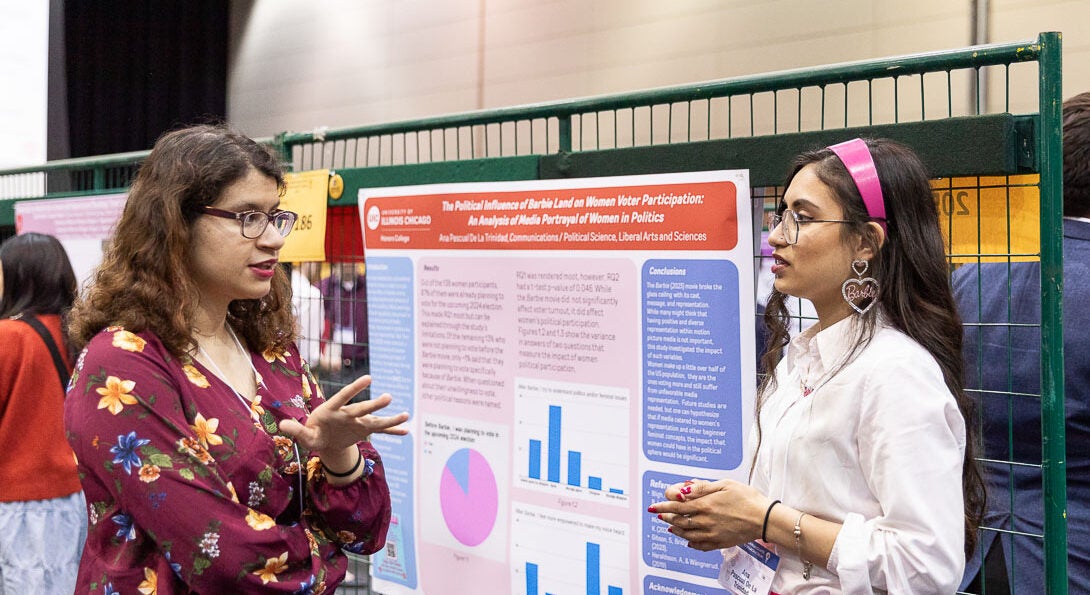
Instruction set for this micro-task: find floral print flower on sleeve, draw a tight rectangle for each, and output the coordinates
[110,431,150,474]
[253,551,289,584]
[111,330,146,352]
[96,376,137,415]
[137,567,157,595]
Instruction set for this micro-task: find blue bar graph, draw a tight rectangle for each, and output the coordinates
[522,539,624,595]
[587,542,600,595]
[527,562,538,595]
[529,440,542,479]
[567,451,581,486]
[527,404,625,495]
[514,502,627,595]
[548,406,561,482]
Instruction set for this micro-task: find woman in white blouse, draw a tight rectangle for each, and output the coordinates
[650,138,985,593]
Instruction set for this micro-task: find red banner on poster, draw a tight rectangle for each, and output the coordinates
[362,181,738,251]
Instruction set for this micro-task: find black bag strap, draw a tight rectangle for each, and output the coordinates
[15,314,70,392]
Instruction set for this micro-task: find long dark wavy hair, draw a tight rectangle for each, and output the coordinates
[755,138,985,558]
[69,124,296,357]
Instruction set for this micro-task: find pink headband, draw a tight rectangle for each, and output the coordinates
[827,138,887,230]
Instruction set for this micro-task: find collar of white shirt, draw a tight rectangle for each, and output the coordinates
[786,314,879,388]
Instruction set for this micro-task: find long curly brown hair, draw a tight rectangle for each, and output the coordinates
[69,124,296,357]
[755,138,986,559]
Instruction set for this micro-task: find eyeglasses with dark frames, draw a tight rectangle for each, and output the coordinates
[200,206,298,239]
[769,209,853,245]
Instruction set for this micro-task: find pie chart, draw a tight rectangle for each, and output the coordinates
[439,447,498,546]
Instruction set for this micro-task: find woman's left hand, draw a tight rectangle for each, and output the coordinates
[278,374,409,458]
[648,478,770,551]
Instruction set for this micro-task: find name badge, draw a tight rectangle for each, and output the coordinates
[719,541,779,595]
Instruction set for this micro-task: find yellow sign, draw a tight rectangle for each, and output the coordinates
[931,174,1040,264]
[280,169,329,262]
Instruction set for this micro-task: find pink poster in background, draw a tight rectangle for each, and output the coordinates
[15,193,127,286]
[15,193,126,237]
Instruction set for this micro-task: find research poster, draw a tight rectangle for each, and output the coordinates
[361,171,757,595]
[14,193,127,287]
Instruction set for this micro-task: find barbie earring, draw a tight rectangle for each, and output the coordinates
[841,259,879,315]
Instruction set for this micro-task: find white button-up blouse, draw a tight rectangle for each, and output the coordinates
[745,316,966,594]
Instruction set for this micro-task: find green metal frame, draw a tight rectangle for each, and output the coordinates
[1036,31,1066,595]
[0,32,1066,594]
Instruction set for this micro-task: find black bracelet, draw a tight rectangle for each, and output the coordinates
[324,449,362,478]
[761,499,781,542]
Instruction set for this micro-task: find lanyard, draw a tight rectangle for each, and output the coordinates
[198,325,306,514]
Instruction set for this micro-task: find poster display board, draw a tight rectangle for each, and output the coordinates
[14,193,127,286]
[360,171,756,595]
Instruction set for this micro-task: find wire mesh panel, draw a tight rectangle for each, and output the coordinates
[288,118,566,172]
[0,155,148,242]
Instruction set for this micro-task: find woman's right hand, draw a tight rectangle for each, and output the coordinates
[663,478,714,502]
[278,375,409,463]
[650,478,770,551]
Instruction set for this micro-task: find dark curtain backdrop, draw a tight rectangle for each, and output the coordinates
[64,0,228,157]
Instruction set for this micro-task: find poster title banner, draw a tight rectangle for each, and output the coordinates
[362,181,738,251]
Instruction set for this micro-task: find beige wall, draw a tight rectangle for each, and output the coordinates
[227,0,1088,139]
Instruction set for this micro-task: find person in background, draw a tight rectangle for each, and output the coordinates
[318,261,369,400]
[0,232,86,594]
[649,138,985,592]
[956,91,1090,593]
[290,261,325,366]
[64,124,408,593]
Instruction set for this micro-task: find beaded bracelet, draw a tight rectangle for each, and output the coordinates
[324,449,363,478]
[794,511,813,580]
[761,499,781,542]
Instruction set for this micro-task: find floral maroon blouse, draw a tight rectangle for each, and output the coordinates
[64,327,391,594]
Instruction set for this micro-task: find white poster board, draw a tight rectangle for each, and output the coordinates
[14,194,127,288]
[361,171,756,595]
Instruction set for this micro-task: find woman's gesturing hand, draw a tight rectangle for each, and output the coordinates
[649,478,770,551]
[278,374,410,457]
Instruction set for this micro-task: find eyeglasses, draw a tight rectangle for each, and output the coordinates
[200,206,298,239]
[769,209,853,245]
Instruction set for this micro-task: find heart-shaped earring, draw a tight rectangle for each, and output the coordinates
[842,259,879,315]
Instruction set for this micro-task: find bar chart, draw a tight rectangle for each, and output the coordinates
[514,377,631,504]
[511,503,629,595]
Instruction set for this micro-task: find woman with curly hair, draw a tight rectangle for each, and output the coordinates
[65,124,408,593]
